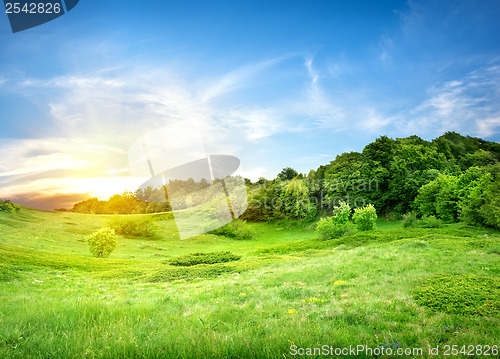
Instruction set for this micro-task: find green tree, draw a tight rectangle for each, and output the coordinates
[280,178,317,221]
[315,201,353,239]
[277,167,299,181]
[86,228,117,258]
[414,174,459,222]
[352,204,377,231]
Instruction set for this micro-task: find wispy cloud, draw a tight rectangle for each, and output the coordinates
[395,64,500,137]
[0,58,303,207]
[299,56,345,130]
[199,57,287,102]
[0,138,89,177]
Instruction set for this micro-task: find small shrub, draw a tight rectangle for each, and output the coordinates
[418,215,443,228]
[352,204,377,231]
[331,201,351,224]
[315,217,355,240]
[413,274,499,316]
[167,251,241,266]
[315,202,355,239]
[86,228,117,258]
[402,212,417,228]
[109,215,158,237]
[0,200,20,214]
[209,219,255,240]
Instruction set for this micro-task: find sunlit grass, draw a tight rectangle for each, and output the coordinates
[0,207,499,358]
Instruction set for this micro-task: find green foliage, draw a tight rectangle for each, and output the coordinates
[481,180,500,229]
[1,204,500,359]
[418,215,443,228]
[167,251,241,266]
[209,219,255,240]
[315,219,355,240]
[352,204,377,231]
[277,167,299,181]
[109,215,159,237]
[72,192,147,214]
[0,200,20,214]
[413,274,499,316]
[401,212,417,228]
[458,166,500,228]
[315,201,355,239]
[241,180,285,222]
[280,178,317,221]
[414,174,459,222]
[331,201,352,224]
[86,228,118,258]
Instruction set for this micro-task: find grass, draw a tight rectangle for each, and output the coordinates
[0,207,499,358]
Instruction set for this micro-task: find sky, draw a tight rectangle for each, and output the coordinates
[1,0,500,209]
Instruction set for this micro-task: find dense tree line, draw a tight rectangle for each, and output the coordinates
[69,132,500,230]
[242,132,500,229]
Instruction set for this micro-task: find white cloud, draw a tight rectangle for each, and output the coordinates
[299,57,346,130]
[199,57,286,102]
[218,107,283,140]
[0,138,89,177]
[476,117,500,137]
[395,65,500,137]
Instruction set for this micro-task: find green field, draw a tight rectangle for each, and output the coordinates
[0,207,499,358]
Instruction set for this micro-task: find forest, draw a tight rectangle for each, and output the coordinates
[69,131,500,231]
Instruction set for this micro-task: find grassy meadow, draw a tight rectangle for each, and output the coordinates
[0,207,499,358]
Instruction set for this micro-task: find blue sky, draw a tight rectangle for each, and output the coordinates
[1,0,500,209]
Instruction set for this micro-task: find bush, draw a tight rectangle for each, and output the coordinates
[331,201,351,224]
[0,200,20,214]
[402,212,417,228]
[109,215,159,237]
[418,215,443,228]
[86,228,117,258]
[352,204,377,231]
[209,219,255,240]
[413,274,499,316]
[167,251,241,266]
[315,217,355,240]
[316,201,355,240]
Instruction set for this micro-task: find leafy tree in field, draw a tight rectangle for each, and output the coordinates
[352,204,377,231]
[86,228,117,258]
[315,201,354,239]
[331,201,352,224]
